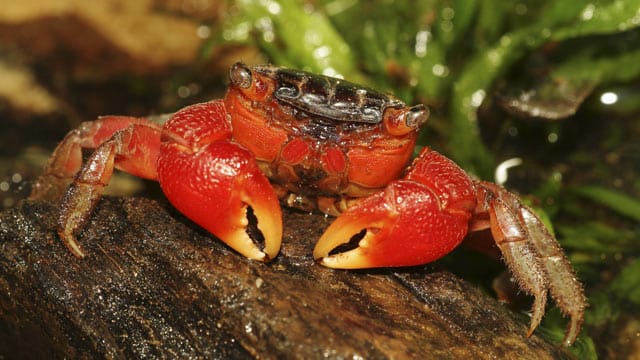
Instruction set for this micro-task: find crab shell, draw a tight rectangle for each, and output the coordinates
[224,63,430,204]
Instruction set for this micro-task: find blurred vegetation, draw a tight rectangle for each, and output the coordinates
[210,0,640,358]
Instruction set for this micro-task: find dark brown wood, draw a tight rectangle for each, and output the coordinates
[0,197,571,359]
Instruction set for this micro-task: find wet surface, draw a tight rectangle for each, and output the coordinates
[0,197,571,359]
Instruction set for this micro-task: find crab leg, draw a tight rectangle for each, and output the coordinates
[475,183,549,338]
[30,116,158,202]
[157,100,282,261]
[46,118,163,257]
[477,182,586,346]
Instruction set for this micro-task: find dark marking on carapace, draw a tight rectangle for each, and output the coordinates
[252,65,405,125]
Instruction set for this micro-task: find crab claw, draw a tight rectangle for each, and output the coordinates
[158,141,282,261]
[314,180,472,269]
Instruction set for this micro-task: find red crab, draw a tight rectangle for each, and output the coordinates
[30,62,585,346]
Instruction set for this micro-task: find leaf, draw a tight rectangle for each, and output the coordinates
[558,221,638,254]
[222,0,359,78]
[497,29,640,120]
[550,2,640,40]
[448,0,640,174]
[610,258,640,305]
[572,185,640,222]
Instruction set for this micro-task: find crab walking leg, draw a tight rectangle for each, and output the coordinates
[30,117,157,202]
[157,100,283,261]
[479,182,586,346]
[520,206,586,346]
[29,131,84,201]
[56,121,163,257]
[475,184,549,340]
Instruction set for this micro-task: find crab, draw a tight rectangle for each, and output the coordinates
[30,62,586,346]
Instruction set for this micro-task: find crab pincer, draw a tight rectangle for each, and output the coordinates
[158,101,283,261]
[314,147,476,268]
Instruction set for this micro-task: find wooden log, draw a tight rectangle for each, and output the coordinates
[0,197,571,359]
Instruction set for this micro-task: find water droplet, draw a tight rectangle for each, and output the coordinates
[313,45,331,60]
[177,86,191,98]
[256,17,275,43]
[442,7,455,20]
[500,35,512,46]
[581,4,595,21]
[431,63,449,77]
[196,25,211,39]
[515,3,528,15]
[470,89,486,108]
[600,91,618,105]
[414,30,430,58]
[266,0,281,14]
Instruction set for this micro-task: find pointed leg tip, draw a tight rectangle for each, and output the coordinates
[563,338,575,347]
[562,333,577,347]
[562,315,583,347]
[525,320,539,339]
[58,231,86,258]
[526,291,547,337]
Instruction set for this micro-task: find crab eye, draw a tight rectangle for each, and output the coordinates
[404,105,429,128]
[229,62,253,89]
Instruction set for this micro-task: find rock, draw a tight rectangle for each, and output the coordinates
[0,197,572,359]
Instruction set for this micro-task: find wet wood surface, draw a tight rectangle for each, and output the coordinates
[0,197,571,359]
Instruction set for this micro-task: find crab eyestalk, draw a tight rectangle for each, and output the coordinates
[382,104,429,136]
[229,62,274,102]
[229,62,253,89]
